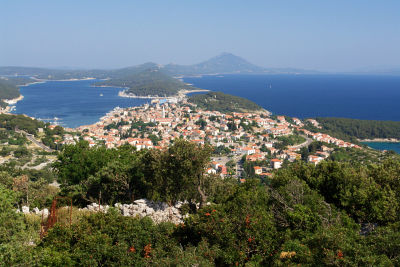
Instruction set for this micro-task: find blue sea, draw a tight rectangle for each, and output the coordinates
[362,142,400,154]
[12,79,150,128]
[184,74,400,121]
[184,74,400,153]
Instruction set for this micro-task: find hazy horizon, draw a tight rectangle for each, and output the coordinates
[1,0,399,72]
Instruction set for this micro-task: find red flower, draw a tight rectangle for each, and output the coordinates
[129,246,136,253]
[205,212,211,216]
[337,250,344,259]
[212,209,217,212]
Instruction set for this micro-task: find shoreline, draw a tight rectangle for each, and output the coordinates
[118,89,210,100]
[359,138,400,143]
[1,94,24,113]
[3,94,24,105]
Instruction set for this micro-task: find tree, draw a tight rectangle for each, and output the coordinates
[0,185,33,266]
[144,140,212,207]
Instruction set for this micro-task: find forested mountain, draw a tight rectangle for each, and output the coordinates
[97,68,197,96]
[188,91,264,113]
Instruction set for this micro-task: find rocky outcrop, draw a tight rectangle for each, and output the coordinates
[80,199,186,224]
[16,199,188,224]
[17,206,49,218]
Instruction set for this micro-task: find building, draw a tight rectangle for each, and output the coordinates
[271,158,283,169]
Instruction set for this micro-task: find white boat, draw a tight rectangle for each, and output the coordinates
[100,93,103,96]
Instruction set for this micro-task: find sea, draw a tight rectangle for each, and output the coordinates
[11,74,400,152]
[361,142,400,154]
[12,79,151,128]
[184,74,400,153]
[184,74,400,121]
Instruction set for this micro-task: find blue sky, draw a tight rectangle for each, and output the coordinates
[1,0,399,71]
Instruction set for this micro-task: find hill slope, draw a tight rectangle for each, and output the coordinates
[0,79,20,108]
[97,68,197,97]
[188,91,264,113]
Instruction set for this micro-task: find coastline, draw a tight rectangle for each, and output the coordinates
[118,89,210,100]
[3,94,24,105]
[359,138,400,143]
[1,94,24,113]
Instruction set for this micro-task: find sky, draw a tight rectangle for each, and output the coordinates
[1,0,399,71]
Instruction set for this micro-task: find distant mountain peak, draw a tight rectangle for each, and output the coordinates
[216,52,236,57]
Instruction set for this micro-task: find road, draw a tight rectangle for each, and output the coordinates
[288,135,313,150]
[15,129,55,153]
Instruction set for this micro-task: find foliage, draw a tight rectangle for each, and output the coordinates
[189,91,263,113]
[143,139,213,206]
[2,135,400,265]
[97,68,196,96]
[0,185,36,266]
[316,117,400,140]
[0,79,20,106]
[274,160,400,224]
[275,134,306,150]
[0,114,45,135]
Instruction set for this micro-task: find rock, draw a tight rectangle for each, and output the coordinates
[42,208,49,217]
[22,206,30,214]
[134,199,146,204]
[145,207,155,215]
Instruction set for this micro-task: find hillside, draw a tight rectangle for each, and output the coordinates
[315,117,400,140]
[97,68,197,97]
[0,79,20,108]
[188,91,264,113]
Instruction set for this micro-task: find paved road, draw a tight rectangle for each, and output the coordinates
[16,129,55,152]
[288,135,313,150]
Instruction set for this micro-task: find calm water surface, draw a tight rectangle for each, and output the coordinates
[184,74,400,121]
[13,79,150,128]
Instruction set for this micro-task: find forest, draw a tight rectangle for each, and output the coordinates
[96,69,196,97]
[189,91,263,113]
[315,117,400,140]
[1,138,400,266]
[0,80,20,108]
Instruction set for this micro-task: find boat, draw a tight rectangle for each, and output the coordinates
[100,93,103,96]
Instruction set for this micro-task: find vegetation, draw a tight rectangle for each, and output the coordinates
[0,114,45,135]
[316,117,400,140]
[96,68,197,97]
[189,91,263,113]
[1,136,400,265]
[0,79,20,108]
[274,134,306,150]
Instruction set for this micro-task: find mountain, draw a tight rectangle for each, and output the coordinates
[164,53,267,75]
[0,53,321,80]
[0,54,321,97]
[96,68,197,97]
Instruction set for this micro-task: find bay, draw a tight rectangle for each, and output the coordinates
[362,142,400,154]
[12,79,150,128]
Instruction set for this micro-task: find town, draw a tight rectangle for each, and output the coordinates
[54,99,363,180]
